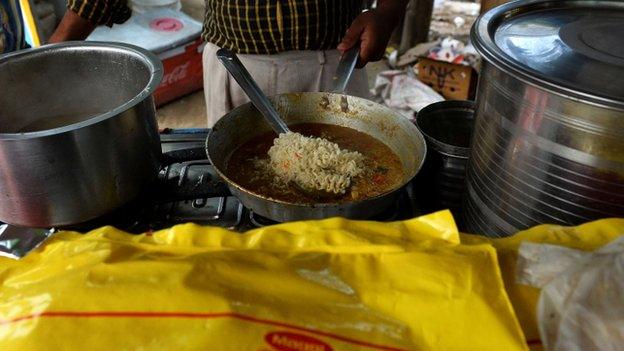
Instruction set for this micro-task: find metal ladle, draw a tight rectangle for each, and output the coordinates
[216,48,290,134]
[216,47,360,199]
[216,46,359,131]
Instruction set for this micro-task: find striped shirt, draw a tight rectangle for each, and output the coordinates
[71,0,364,54]
[203,1,364,54]
[69,0,131,27]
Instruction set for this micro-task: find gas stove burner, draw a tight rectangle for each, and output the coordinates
[370,200,402,222]
[27,130,422,233]
[152,196,245,230]
[0,129,425,257]
[59,196,150,233]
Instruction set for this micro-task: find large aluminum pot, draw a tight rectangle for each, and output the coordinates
[206,92,426,222]
[464,0,624,236]
[0,42,163,227]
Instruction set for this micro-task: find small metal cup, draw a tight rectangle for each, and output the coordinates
[414,100,475,228]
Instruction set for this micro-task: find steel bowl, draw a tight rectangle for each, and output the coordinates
[414,100,475,224]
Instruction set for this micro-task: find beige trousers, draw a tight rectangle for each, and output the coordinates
[202,42,369,127]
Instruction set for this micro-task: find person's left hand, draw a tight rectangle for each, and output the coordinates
[338,6,404,68]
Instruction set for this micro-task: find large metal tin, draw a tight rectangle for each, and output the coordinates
[465,0,624,236]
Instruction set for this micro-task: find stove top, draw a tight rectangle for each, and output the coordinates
[0,129,423,258]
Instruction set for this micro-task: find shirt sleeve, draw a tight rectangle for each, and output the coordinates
[68,0,131,27]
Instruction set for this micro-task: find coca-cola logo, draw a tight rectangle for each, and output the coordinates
[265,332,332,351]
[161,62,190,86]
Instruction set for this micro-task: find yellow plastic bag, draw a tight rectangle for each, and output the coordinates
[0,211,527,351]
[461,218,624,347]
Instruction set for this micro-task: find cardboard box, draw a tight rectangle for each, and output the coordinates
[415,58,476,100]
[154,38,204,106]
[480,0,511,14]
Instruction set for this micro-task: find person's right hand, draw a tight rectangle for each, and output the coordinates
[337,1,408,67]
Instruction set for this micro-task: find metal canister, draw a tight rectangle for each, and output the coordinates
[465,0,624,237]
[415,100,475,224]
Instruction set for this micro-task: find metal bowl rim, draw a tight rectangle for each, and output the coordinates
[0,41,163,140]
[416,100,474,157]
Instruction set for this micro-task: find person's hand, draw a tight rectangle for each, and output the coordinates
[338,2,407,68]
[48,10,96,43]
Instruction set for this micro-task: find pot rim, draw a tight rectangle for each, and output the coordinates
[0,41,163,140]
[416,100,474,158]
[472,0,624,111]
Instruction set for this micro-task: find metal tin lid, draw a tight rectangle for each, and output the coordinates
[472,0,624,108]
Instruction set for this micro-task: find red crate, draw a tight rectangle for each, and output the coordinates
[154,38,204,106]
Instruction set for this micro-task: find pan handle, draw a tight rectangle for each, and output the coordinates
[332,45,360,94]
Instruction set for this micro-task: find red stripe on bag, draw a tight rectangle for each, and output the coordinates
[1,311,408,351]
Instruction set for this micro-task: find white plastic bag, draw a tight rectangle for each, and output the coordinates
[370,70,444,119]
[516,238,624,351]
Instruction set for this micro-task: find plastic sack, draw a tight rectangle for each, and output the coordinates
[370,70,444,119]
[461,218,624,346]
[428,37,465,64]
[0,211,527,351]
[516,238,624,351]
[0,225,54,259]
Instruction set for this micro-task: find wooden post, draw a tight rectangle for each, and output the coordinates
[399,0,434,53]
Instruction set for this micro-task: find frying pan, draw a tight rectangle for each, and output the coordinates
[205,92,427,222]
